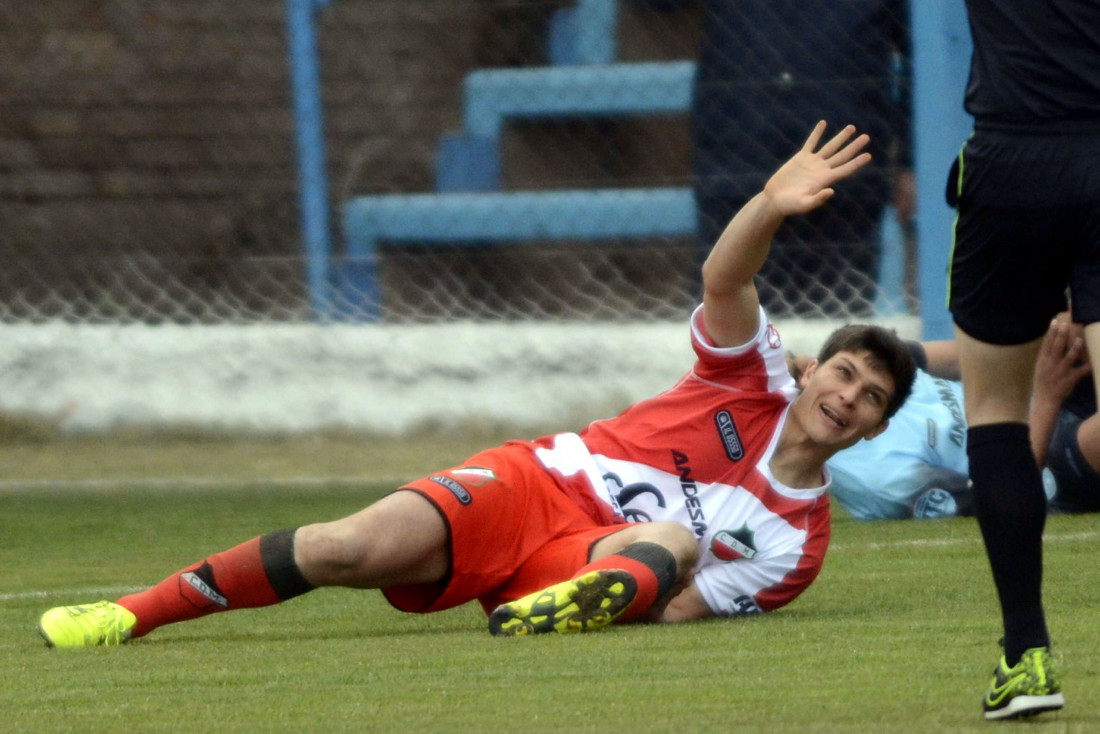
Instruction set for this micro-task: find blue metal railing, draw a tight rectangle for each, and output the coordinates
[285,0,973,330]
[285,0,335,320]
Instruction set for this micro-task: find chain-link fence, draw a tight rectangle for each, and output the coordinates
[2,0,917,325]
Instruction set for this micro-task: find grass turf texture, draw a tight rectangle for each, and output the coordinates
[1,437,1098,732]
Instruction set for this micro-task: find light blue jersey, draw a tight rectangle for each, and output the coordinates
[827,370,970,519]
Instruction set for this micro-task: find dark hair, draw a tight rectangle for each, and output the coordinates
[816,325,917,420]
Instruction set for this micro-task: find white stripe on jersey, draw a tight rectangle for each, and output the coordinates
[593,453,827,616]
[689,305,797,396]
[533,432,624,517]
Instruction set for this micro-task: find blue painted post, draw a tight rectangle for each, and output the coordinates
[911,0,973,340]
[575,0,617,64]
[548,0,617,65]
[285,0,334,320]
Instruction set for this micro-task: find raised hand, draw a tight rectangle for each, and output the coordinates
[700,120,872,348]
[1034,313,1091,407]
[763,121,872,217]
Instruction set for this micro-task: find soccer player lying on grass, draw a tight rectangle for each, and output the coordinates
[791,314,1098,519]
[37,122,915,647]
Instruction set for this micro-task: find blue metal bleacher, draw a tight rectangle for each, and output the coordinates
[340,0,700,317]
[546,0,618,65]
[340,186,699,317]
[435,61,695,191]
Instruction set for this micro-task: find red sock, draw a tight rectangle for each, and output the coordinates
[118,536,282,638]
[573,555,660,624]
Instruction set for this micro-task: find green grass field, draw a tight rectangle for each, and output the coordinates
[1,436,1098,733]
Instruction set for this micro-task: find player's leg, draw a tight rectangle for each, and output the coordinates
[1046,410,1100,512]
[487,521,698,636]
[581,520,700,622]
[956,329,1048,648]
[37,489,448,648]
[955,334,1053,672]
[956,331,1066,720]
[294,490,448,589]
[1072,410,1100,476]
[948,130,1073,719]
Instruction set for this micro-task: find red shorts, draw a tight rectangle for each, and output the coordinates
[382,440,627,615]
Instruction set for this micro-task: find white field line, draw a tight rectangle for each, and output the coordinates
[1,586,145,603]
[0,476,396,492]
[4,532,1097,603]
[831,529,1100,552]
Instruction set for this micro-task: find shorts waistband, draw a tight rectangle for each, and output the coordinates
[974,117,1100,136]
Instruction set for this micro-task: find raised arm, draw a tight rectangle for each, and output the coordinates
[700,121,871,347]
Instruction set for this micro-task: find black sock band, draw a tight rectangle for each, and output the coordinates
[259,527,315,601]
[618,542,678,598]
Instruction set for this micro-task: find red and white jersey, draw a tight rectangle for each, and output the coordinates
[533,306,832,616]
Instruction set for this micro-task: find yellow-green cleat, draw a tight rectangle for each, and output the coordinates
[982,646,1064,720]
[488,569,637,636]
[37,601,137,648]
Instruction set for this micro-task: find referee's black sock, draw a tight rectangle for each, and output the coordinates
[967,422,1050,666]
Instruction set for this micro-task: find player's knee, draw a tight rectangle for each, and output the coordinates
[294,521,373,584]
[294,493,449,588]
[639,521,700,572]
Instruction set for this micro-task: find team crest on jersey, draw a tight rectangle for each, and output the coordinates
[711,524,758,561]
[451,466,497,486]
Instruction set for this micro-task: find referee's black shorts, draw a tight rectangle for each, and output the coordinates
[947,128,1100,345]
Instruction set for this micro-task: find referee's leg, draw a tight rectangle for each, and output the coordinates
[956,330,1050,665]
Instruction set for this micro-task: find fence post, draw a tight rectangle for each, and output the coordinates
[912,0,973,340]
[285,0,334,320]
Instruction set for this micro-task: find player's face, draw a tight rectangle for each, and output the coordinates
[795,350,894,451]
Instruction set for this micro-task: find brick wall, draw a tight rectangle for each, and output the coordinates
[0,1,490,260]
[0,1,697,321]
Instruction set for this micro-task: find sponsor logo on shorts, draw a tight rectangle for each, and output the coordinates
[180,570,229,609]
[715,410,744,461]
[430,475,472,504]
[711,524,757,561]
[451,466,497,486]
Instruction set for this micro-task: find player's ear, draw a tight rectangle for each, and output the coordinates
[798,359,819,389]
[864,419,890,441]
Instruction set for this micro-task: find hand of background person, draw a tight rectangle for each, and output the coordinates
[1030,312,1092,467]
[1034,313,1091,409]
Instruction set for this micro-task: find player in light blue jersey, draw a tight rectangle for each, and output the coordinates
[827,368,970,519]
[789,313,1099,520]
